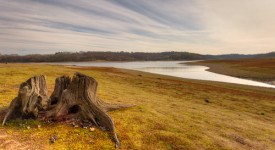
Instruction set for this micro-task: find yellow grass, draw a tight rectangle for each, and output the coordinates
[0,63,274,150]
[191,58,275,84]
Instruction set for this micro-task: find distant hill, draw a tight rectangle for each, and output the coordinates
[256,52,275,58]
[0,51,274,62]
[0,51,206,62]
[210,52,275,59]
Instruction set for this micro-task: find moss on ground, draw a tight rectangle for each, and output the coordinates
[0,63,274,149]
[191,58,275,84]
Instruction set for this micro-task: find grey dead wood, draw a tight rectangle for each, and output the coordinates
[2,75,49,126]
[1,72,134,148]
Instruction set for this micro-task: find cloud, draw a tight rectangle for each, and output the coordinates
[198,0,275,53]
[0,0,274,55]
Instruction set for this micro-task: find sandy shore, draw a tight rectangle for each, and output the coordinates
[188,58,275,86]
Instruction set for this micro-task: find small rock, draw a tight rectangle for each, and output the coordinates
[37,125,41,128]
[89,127,95,132]
[82,122,90,129]
[53,134,58,140]
[83,120,89,123]
[89,140,94,144]
[50,134,58,144]
[50,137,55,144]
[100,126,106,131]
[260,112,265,115]
[74,125,79,128]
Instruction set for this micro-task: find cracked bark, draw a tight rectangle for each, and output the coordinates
[2,72,134,148]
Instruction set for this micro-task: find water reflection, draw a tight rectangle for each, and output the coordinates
[48,61,275,88]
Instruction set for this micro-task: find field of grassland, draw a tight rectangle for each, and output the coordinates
[191,58,275,85]
[0,64,275,150]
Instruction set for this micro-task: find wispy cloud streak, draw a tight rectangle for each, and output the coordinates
[0,0,274,54]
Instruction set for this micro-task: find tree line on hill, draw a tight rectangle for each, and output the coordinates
[0,51,274,62]
[0,51,207,62]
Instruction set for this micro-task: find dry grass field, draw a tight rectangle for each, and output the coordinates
[0,63,274,149]
[191,58,275,85]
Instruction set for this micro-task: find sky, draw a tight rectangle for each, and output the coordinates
[0,0,275,55]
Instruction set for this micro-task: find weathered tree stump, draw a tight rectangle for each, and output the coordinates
[1,72,133,148]
[47,75,71,108]
[44,73,122,146]
[2,75,49,126]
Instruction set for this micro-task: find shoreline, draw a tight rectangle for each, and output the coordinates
[36,62,275,88]
[67,65,275,90]
[3,61,274,88]
[0,63,275,149]
[187,59,275,86]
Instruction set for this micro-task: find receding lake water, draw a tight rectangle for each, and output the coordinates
[49,61,275,88]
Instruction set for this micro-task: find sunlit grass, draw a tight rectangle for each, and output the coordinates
[0,64,275,149]
[192,58,275,84]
